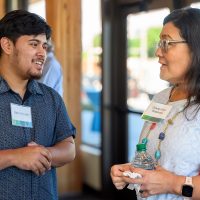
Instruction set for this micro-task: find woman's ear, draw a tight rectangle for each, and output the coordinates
[0,37,13,55]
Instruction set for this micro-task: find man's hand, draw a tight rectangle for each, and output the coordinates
[11,141,52,176]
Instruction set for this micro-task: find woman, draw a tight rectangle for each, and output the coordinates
[111,7,200,200]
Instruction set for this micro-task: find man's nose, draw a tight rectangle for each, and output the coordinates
[36,45,47,57]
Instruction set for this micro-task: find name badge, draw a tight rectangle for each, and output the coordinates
[11,103,33,128]
[141,102,172,122]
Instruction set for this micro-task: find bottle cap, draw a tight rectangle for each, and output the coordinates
[136,143,146,151]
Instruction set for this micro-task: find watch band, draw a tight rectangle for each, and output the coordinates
[185,177,193,185]
[183,196,192,200]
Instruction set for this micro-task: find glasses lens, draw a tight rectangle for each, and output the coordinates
[162,40,168,52]
[158,41,161,48]
[158,40,168,52]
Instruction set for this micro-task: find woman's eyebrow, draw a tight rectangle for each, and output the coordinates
[160,34,173,39]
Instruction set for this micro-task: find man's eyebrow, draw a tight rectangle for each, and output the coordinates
[28,39,40,42]
[28,39,48,45]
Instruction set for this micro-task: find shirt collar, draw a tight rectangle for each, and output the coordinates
[0,76,44,95]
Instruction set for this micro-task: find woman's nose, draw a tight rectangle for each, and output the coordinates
[155,46,163,57]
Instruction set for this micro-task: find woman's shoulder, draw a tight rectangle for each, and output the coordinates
[152,87,172,103]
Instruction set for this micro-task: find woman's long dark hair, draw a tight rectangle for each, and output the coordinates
[164,7,200,118]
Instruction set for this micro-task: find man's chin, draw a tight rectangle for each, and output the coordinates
[30,74,42,80]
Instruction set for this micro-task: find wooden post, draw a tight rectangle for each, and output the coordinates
[0,0,5,18]
[46,0,82,194]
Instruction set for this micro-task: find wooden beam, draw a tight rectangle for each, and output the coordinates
[0,0,5,18]
[46,0,82,194]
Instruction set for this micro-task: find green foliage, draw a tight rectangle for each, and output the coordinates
[82,51,88,59]
[127,38,140,57]
[93,34,101,47]
[147,27,161,58]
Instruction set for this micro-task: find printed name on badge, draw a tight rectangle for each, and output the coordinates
[141,102,172,122]
[10,103,33,128]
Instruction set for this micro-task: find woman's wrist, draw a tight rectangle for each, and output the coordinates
[171,175,185,195]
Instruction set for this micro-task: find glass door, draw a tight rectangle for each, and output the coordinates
[81,0,102,148]
[126,8,170,161]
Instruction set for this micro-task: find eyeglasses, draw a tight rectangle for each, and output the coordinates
[157,39,187,53]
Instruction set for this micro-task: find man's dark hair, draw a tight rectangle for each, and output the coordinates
[0,9,51,56]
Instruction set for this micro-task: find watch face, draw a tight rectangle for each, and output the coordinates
[182,185,193,197]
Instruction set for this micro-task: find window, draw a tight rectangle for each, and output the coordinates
[191,2,200,8]
[127,8,170,161]
[28,0,46,19]
[81,0,102,148]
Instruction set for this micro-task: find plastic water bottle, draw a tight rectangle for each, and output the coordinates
[131,143,155,200]
[132,143,155,170]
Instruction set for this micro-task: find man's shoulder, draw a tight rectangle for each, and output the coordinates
[36,81,62,98]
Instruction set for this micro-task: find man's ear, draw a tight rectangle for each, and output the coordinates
[0,37,13,55]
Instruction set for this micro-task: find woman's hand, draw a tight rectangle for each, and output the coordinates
[110,163,135,190]
[130,165,182,198]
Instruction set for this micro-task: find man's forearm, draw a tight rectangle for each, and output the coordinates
[0,149,16,170]
[47,136,76,167]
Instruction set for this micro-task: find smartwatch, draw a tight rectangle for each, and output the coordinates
[182,176,193,198]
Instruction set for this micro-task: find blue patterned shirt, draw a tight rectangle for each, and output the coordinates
[0,77,76,200]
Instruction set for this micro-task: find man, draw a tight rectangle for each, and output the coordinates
[0,10,76,200]
[38,40,63,96]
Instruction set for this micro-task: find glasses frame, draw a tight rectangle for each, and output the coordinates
[158,39,187,53]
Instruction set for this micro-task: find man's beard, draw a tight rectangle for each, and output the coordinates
[12,48,44,80]
[26,66,43,80]
[29,72,43,80]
